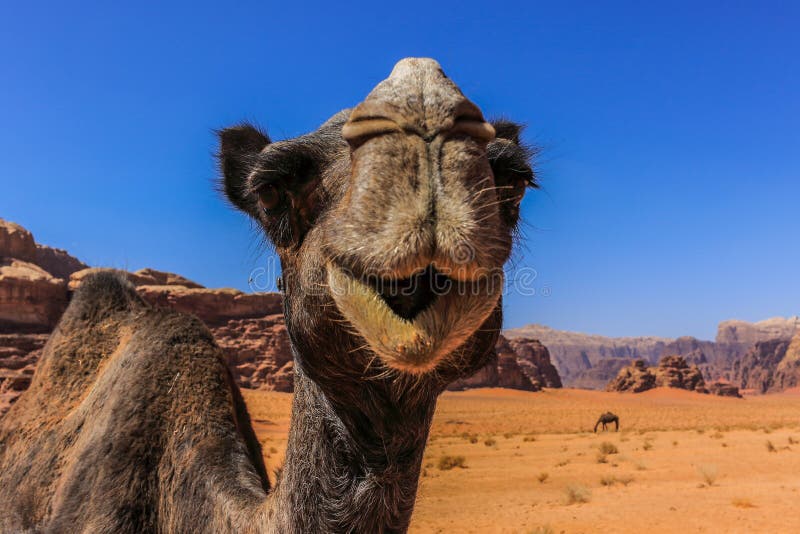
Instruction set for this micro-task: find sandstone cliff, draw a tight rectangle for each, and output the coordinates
[733,335,800,394]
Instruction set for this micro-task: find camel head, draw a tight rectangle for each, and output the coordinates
[219,58,534,398]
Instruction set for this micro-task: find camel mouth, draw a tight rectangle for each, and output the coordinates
[327,261,502,374]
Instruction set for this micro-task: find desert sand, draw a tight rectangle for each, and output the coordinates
[243,388,800,533]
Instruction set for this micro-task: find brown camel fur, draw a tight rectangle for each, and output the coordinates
[0,58,536,533]
[594,411,620,432]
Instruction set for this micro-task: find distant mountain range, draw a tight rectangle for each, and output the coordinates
[505,317,800,389]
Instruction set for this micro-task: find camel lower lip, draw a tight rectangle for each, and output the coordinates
[327,261,502,373]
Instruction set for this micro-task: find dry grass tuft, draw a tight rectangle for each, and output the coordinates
[732,498,757,508]
[484,437,497,447]
[599,441,619,455]
[698,464,718,486]
[564,484,591,504]
[437,455,467,471]
[537,471,549,484]
[523,435,537,442]
[766,440,777,453]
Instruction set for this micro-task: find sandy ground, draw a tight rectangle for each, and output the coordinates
[242,387,800,533]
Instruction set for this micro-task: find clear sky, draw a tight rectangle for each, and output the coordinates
[1,1,798,340]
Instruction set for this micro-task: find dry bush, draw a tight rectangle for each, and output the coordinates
[484,437,497,447]
[732,498,756,508]
[600,475,616,486]
[766,440,777,452]
[789,436,798,445]
[642,441,654,451]
[437,455,467,471]
[523,435,537,442]
[698,464,718,486]
[503,432,514,439]
[599,442,618,455]
[634,460,647,471]
[672,441,678,446]
[555,459,570,467]
[564,484,591,504]
[269,446,278,454]
[710,431,724,439]
[528,526,555,534]
[616,474,634,486]
[537,472,549,484]
[596,452,608,464]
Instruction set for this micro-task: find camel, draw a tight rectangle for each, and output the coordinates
[594,412,620,432]
[0,58,536,533]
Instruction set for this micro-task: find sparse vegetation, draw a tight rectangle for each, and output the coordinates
[523,435,537,442]
[528,526,555,534]
[642,440,654,451]
[437,455,467,471]
[766,440,777,453]
[537,472,549,484]
[596,452,608,464]
[732,498,756,508]
[599,441,619,455]
[555,459,570,467]
[710,431,724,439]
[484,437,497,447]
[564,484,591,504]
[698,464,718,486]
[789,436,798,445]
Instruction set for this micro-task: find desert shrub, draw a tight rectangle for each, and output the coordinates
[596,452,608,464]
[766,440,777,452]
[642,441,653,451]
[269,447,278,454]
[437,455,467,471]
[555,459,570,467]
[789,436,798,445]
[537,472,549,483]
[600,475,616,486]
[528,526,555,534]
[599,442,618,455]
[710,432,724,439]
[523,435,537,442]
[484,438,497,447]
[698,464,718,486]
[616,474,634,486]
[672,441,678,446]
[564,484,591,504]
[504,432,514,439]
[634,460,647,471]
[732,498,756,509]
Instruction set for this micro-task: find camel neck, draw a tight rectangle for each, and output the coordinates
[267,368,437,533]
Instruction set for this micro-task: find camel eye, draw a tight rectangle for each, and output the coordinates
[257,183,282,213]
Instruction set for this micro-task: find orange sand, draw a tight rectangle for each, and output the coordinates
[242,388,800,533]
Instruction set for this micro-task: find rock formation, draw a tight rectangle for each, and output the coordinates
[447,335,562,392]
[733,334,800,394]
[606,355,714,394]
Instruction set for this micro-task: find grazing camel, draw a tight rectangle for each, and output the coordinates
[594,412,620,432]
[0,58,536,533]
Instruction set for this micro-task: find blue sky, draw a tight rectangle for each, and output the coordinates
[1,1,798,339]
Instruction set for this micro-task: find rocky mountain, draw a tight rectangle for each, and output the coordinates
[732,335,800,393]
[506,318,800,389]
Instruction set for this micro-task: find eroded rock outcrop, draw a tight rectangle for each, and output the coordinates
[607,355,710,394]
[447,335,562,392]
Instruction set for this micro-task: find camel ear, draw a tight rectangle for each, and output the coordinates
[218,124,271,212]
[490,120,523,145]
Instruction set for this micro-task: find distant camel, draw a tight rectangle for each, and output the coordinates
[594,412,619,432]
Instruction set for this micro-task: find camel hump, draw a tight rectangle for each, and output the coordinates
[66,269,146,321]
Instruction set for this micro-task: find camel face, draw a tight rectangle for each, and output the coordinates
[220,58,534,384]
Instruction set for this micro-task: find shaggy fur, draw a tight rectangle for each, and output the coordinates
[0,58,535,533]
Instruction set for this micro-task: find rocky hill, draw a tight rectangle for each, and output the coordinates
[732,334,800,394]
